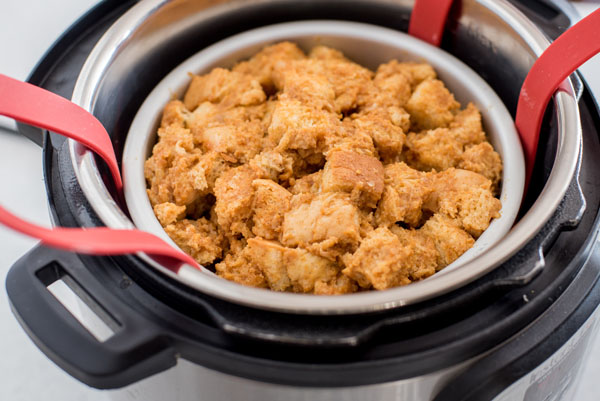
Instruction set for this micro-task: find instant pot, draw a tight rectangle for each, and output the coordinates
[6,0,600,400]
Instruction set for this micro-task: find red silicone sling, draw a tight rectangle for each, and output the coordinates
[0,74,199,270]
[408,0,455,46]
[516,8,600,188]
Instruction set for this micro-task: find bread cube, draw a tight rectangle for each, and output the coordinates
[240,238,339,292]
[183,68,266,110]
[164,218,223,265]
[405,79,460,130]
[406,128,463,171]
[233,42,306,92]
[281,193,361,258]
[375,163,433,227]
[459,142,503,192]
[160,100,189,129]
[350,109,408,163]
[289,171,323,195]
[313,273,358,295]
[420,214,475,268]
[267,95,339,151]
[375,60,437,90]
[322,151,384,208]
[213,166,257,237]
[373,61,413,107]
[437,187,502,238]
[200,119,264,164]
[251,179,292,240]
[274,59,336,112]
[324,119,376,157]
[309,47,374,113]
[390,226,438,280]
[342,227,412,290]
[449,103,486,145]
[153,202,186,226]
[215,252,268,289]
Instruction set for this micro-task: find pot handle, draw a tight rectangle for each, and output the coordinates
[6,245,177,389]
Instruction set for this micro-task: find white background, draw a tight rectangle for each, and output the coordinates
[0,1,599,400]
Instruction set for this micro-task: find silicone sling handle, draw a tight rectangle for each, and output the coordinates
[0,205,199,269]
[408,0,455,46]
[516,8,600,188]
[0,73,123,191]
[0,74,200,270]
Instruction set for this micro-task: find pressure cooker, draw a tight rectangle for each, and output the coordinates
[6,0,600,400]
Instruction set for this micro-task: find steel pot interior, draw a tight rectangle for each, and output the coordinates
[68,0,581,314]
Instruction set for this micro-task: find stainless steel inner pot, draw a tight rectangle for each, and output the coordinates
[68,0,581,314]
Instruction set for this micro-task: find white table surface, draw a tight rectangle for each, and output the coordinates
[1,1,599,400]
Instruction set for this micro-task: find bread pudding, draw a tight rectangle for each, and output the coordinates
[144,42,502,294]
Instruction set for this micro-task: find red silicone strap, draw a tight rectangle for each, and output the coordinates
[0,74,199,270]
[408,0,455,46]
[516,9,600,188]
[0,205,199,270]
[0,74,123,191]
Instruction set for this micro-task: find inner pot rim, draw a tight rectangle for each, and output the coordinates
[68,0,581,315]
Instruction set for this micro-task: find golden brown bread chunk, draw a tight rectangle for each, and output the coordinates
[420,214,475,268]
[251,179,292,240]
[406,128,463,171]
[183,68,266,111]
[322,151,385,208]
[449,103,486,144]
[324,119,376,157]
[424,169,501,237]
[375,60,437,90]
[313,273,359,295]
[160,100,189,129]
[273,59,336,112]
[267,95,339,151]
[164,218,223,265]
[187,102,269,137]
[459,142,503,193]
[437,187,502,237]
[349,108,408,163]
[405,103,494,173]
[196,151,231,192]
[405,79,460,131]
[215,252,268,289]
[153,202,186,226]
[198,119,264,164]
[375,163,433,227]
[147,42,504,294]
[213,166,257,237]
[234,239,292,291]
[342,227,412,290]
[150,152,206,205]
[281,192,361,260]
[288,171,323,195]
[309,46,374,113]
[233,42,306,92]
[390,226,438,280]
[217,238,339,292]
[283,247,340,293]
[373,63,412,107]
[248,150,294,182]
